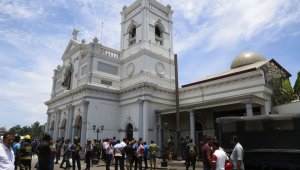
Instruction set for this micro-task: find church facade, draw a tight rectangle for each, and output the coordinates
[45,0,175,145]
[45,0,291,149]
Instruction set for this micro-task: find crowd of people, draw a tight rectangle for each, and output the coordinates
[0,132,161,170]
[0,131,244,170]
[200,135,244,170]
[177,135,244,170]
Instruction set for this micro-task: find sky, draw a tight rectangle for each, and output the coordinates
[0,0,300,129]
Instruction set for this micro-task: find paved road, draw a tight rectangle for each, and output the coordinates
[30,155,203,170]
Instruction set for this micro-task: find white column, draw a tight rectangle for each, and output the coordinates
[66,104,75,140]
[80,100,89,145]
[261,101,271,115]
[189,110,195,144]
[143,100,149,142]
[54,109,61,140]
[65,107,70,140]
[46,112,51,133]
[246,103,253,117]
[138,99,144,139]
[88,43,95,84]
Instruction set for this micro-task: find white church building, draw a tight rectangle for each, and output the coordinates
[45,0,291,149]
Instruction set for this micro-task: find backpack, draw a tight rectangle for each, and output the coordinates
[188,144,196,158]
[149,144,159,154]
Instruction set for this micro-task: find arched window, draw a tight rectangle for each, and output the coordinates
[155,26,161,37]
[131,27,136,38]
[129,25,137,46]
[155,25,163,45]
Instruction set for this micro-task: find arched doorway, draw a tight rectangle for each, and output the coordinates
[49,121,55,137]
[126,123,133,141]
[60,118,67,139]
[73,116,82,141]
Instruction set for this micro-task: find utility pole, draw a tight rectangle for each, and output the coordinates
[174,54,181,160]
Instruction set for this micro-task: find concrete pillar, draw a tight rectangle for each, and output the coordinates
[261,101,271,115]
[54,109,61,140]
[143,100,149,142]
[46,111,51,133]
[138,99,144,139]
[80,100,89,145]
[246,103,253,117]
[189,110,195,144]
[66,104,75,140]
[88,43,95,84]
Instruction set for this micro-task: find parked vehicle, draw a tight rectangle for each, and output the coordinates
[216,113,300,170]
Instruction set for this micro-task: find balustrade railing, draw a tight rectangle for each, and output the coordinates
[126,5,142,19]
[100,46,120,59]
[149,4,167,17]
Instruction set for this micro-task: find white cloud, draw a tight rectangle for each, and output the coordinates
[168,0,300,53]
[0,1,44,20]
[0,29,33,48]
[0,56,55,126]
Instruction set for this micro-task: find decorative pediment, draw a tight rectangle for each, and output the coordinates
[61,39,80,60]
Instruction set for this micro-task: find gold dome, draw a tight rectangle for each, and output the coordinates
[231,51,266,69]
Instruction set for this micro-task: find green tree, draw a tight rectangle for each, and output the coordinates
[9,125,22,135]
[294,71,300,98]
[20,126,31,136]
[31,121,43,139]
[271,77,297,106]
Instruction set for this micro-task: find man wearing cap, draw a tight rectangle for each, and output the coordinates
[36,133,52,170]
[0,132,15,170]
[19,135,33,170]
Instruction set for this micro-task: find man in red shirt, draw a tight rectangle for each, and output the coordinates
[201,136,213,170]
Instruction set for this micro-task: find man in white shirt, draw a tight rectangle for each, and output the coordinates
[120,138,127,170]
[114,140,124,170]
[230,136,244,170]
[0,132,16,170]
[212,140,228,170]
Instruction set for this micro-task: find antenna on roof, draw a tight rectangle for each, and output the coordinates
[100,22,103,44]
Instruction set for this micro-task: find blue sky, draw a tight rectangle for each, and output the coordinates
[0,0,299,129]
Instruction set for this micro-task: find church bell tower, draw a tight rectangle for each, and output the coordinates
[120,0,175,90]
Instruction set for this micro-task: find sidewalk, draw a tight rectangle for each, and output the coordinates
[156,159,203,170]
[58,159,203,170]
[32,156,203,170]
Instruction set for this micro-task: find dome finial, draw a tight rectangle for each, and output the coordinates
[231,51,266,69]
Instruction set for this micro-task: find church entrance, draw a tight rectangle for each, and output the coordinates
[59,118,67,139]
[195,122,204,160]
[74,116,82,141]
[49,121,55,137]
[126,123,133,141]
